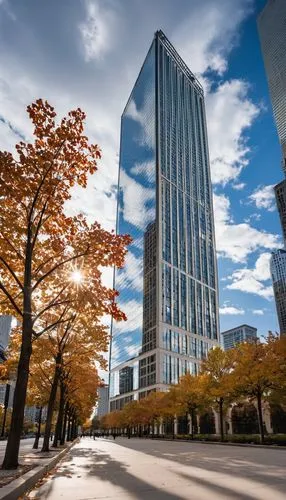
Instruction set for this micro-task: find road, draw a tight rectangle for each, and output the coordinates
[27,437,286,499]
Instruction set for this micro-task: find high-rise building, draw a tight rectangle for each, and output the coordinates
[258,1,286,335]
[96,385,109,419]
[257,0,286,161]
[221,325,257,351]
[270,249,286,334]
[109,31,219,409]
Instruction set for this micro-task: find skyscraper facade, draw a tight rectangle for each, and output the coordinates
[258,0,286,160]
[258,1,286,335]
[270,249,286,334]
[109,31,219,409]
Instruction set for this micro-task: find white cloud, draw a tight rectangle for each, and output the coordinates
[173,0,252,76]
[113,299,142,334]
[219,305,245,315]
[213,194,280,263]
[130,160,155,183]
[79,0,117,62]
[249,184,276,212]
[252,309,264,316]
[226,252,273,299]
[120,169,155,230]
[116,251,143,293]
[207,80,260,185]
[232,182,246,191]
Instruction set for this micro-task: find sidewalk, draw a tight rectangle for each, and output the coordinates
[0,439,77,500]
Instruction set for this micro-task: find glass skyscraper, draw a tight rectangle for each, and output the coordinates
[258,0,286,161]
[109,31,219,409]
[271,249,286,334]
[258,1,286,336]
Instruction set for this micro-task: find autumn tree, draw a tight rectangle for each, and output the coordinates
[170,374,210,439]
[0,100,131,468]
[201,347,235,441]
[231,337,284,443]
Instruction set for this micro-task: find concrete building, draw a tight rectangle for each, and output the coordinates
[109,30,219,409]
[97,385,109,418]
[221,325,257,351]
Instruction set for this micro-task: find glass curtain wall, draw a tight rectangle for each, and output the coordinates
[109,42,156,398]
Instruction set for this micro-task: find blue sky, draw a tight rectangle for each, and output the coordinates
[0,0,282,338]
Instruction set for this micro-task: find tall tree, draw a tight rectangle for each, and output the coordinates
[0,100,131,468]
[231,337,283,443]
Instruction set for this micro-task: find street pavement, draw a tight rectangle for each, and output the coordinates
[0,438,42,462]
[26,437,286,499]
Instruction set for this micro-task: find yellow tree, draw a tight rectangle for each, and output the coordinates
[0,99,131,468]
[201,347,235,441]
[231,337,283,443]
[171,374,210,439]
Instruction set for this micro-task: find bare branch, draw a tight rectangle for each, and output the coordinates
[0,257,23,291]
[0,282,23,317]
[0,231,24,261]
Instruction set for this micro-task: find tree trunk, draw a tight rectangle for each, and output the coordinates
[67,412,72,441]
[33,406,43,450]
[53,382,65,448]
[219,398,224,442]
[256,392,265,444]
[71,416,76,440]
[2,289,33,468]
[61,404,68,445]
[190,408,195,440]
[41,354,61,452]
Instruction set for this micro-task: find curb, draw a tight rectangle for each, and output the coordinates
[141,436,286,450]
[0,438,79,500]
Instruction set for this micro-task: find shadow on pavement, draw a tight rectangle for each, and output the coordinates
[29,445,184,499]
[110,438,286,495]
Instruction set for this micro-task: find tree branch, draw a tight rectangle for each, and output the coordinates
[0,257,23,291]
[32,248,90,291]
[0,282,23,317]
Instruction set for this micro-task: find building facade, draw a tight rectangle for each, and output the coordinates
[0,315,14,357]
[221,325,257,351]
[270,249,286,334]
[109,31,219,410]
[258,0,286,160]
[96,385,109,418]
[258,1,286,334]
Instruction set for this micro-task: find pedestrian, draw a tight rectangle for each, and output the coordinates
[113,433,116,440]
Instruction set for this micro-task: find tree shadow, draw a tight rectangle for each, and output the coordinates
[112,438,286,495]
[28,445,184,499]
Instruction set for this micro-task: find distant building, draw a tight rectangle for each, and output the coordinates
[97,385,109,418]
[0,382,14,409]
[0,315,14,355]
[271,249,286,334]
[221,325,257,351]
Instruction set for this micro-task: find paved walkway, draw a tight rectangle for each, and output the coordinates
[27,437,286,499]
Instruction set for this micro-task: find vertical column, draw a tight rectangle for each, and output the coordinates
[174,416,178,435]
